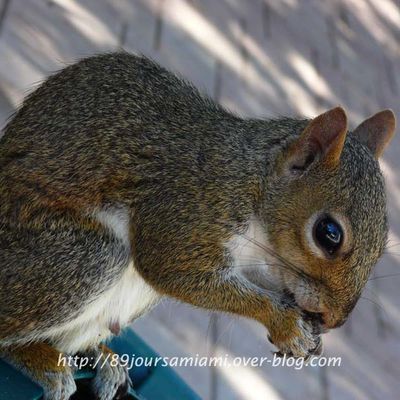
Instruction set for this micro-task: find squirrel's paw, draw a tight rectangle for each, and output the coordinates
[91,347,132,400]
[41,369,77,400]
[92,361,131,400]
[268,309,323,358]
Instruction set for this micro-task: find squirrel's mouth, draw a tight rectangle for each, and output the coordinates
[283,287,326,328]
[246,267,329,329]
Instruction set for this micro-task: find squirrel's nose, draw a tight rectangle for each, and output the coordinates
[301,303,343,329]
[294,292,347,329]
[321,311,346,329]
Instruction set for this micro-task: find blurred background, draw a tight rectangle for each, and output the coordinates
[0,0,399,399]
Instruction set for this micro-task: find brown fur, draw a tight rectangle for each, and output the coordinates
[0,53,395,399]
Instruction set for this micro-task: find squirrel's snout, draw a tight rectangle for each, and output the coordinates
[321,312,347,329]
[295,293,346,329]
[303,307,344,330]
[289,283,350,329]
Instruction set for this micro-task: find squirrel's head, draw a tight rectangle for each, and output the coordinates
[263,107,396,329]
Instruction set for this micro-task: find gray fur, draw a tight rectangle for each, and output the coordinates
[0,52,390,398]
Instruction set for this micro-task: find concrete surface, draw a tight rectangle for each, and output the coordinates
[0,1,400,399]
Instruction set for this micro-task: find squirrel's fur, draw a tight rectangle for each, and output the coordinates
[0,52,395,400]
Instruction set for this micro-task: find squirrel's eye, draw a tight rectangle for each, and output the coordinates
[313,216,343,255]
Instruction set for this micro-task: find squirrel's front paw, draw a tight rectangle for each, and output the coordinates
[0,343,77,400]
[268,309,323,358]
[41,368,77,400]
[88,345,132,400]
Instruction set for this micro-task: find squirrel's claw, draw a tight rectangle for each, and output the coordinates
[90,347,132,400]
[92,361,131,400]
[269,310,323,359]
[41,369,77,400]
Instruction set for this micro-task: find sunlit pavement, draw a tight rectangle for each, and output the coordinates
[0,1,399,399]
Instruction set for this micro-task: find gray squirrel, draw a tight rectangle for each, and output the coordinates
[0,52,396,400]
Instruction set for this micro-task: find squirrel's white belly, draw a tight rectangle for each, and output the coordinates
[39,205,162,354]
[225,217,281,290]
[40,262,160,354]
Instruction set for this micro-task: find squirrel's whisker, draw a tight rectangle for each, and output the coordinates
[240,234,312,282]
[359,296,387,316]
[384,240,400,249]
[382,250,400,256]
[368,272,400,281]
[368,272,400,282]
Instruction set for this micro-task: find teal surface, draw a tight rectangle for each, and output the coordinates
[0,328,200,400]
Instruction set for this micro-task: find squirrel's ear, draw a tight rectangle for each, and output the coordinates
[286,106,348,172]
[352,109,396,158]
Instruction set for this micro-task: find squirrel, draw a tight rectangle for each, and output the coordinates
[0,52,396,400]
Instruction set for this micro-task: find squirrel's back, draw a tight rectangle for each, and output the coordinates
[0,53,248,221]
